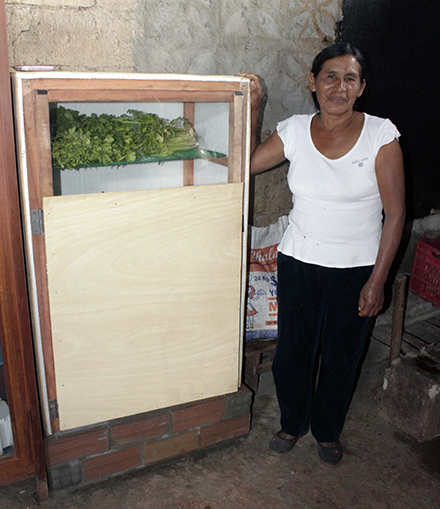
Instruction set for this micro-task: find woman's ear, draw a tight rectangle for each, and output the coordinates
[308,72,316,92]
[358,80,366,98]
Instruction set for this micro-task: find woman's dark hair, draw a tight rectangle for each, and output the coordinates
[310,43,367,109]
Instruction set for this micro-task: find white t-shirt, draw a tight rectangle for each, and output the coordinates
[277,113,400,268]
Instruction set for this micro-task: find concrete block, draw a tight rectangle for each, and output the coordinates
[382,346,440,442]
[224,385,253,419]
[47,460,82,491]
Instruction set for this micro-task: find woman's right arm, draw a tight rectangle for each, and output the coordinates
[251,130,286,175]
[241,73,286,175]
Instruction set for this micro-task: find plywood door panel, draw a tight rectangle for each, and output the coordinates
[43,183,243,430]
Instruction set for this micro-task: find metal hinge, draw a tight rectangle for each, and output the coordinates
[48,399,59,420]
[31,209,44,235]
[234,91,244,96]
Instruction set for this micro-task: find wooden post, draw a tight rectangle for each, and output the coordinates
[390,274,408,365]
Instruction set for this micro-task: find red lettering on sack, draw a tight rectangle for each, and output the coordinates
[249,244,279,272]
[268,301,278,313]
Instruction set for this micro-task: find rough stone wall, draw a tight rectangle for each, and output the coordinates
[5,0,343,226]
[6,0,139,72]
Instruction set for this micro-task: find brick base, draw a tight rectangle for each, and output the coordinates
[45,385,252,491]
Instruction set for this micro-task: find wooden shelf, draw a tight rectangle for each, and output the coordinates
[53,147,227,170]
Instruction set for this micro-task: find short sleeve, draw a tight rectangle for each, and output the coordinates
[276,114,313,161]
[276,116,294,161]
[375,118,400,154]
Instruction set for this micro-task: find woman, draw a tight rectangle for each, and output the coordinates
[243,43,405,465]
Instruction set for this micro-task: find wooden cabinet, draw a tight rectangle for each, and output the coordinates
[12,72,250,435]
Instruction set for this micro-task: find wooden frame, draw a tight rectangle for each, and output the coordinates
[12,72,250,434]
[0,0,47,500]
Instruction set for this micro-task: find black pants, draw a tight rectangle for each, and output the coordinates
[273,253,373,442]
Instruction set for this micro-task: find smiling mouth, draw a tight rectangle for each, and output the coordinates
[330,96,346,103]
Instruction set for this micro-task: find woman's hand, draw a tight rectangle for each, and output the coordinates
[358,278,385,317]
[238,72,286,175]
[238,73,263,112]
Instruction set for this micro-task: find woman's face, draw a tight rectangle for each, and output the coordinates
[308,54,366,115]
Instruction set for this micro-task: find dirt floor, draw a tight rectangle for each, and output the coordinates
[0,319,439,507]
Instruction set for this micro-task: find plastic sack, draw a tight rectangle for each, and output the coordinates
[245,216,288,341]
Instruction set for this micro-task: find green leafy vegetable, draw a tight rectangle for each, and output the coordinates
[51,106,199,170]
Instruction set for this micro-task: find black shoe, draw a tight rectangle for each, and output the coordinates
[269,431,301,454]
[317,440,343,465]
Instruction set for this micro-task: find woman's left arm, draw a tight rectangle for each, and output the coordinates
[358,139,405,317]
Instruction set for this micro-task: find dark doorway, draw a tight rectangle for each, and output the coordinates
[338,0,440,220]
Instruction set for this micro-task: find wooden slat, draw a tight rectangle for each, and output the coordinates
[27,77,242,93]
[426,314,440,328]
[228,96,243,183]
[372,325,417,355]
[371,325,392,347]
[373,321,437,356]
[240,81,250,184]
[234,80,250,375]
[245,338,277,355]
[46,89,235,103]
[183,160,194,185]
[21,83,59,432]
[405,321,440,345]
[35,91,54,198]
[401,331,431,351]
[183,102,195,186]
[227,83,249,184]
[22,88,41,210]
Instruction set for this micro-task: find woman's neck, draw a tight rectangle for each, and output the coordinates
[314,109,362,132]
[310,110,365,159]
